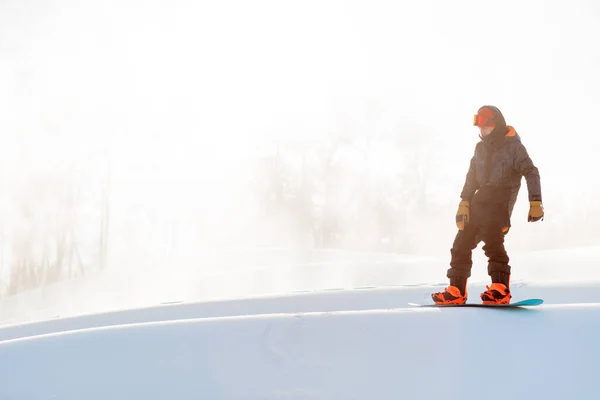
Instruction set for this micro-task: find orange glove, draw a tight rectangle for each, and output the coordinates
[455,200,470,230]
[528,201,544,222]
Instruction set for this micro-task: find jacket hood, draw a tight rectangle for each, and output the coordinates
[505,126,520,141]
[481,125,521,148]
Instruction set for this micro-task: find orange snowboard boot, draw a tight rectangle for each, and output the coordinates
[431,286,467,305]
[480,283,511,304]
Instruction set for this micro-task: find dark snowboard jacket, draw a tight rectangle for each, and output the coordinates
[460,125,541,227]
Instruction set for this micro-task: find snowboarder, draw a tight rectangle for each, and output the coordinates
[432,106,543,305]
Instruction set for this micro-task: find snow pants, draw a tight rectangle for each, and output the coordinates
[446,202,511,280]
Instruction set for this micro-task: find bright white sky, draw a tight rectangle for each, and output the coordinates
[0,0,598,253]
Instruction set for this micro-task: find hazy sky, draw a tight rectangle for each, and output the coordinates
[0,0,599,255]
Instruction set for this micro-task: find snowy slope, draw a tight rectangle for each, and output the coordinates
[0,302,598,399]
[2,245,600,325]
[1,246,599,399]
[0,281,599,342]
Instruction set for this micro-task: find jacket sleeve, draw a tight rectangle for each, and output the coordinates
[514,143,542,202]
[460,154,479,202]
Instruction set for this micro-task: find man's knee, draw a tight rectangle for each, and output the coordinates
[460,222,483,247]
[482,235,508,259]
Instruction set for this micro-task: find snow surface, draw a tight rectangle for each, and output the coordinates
[0,246,599,399]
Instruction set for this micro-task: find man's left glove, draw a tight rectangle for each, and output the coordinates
[528,201,544,222]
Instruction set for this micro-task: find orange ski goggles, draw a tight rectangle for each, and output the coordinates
[473,107,496,127]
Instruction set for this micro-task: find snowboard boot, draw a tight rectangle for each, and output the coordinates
[480,283,511,304]
[431,286,467,305]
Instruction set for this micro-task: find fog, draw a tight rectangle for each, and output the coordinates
[0,0,599,298]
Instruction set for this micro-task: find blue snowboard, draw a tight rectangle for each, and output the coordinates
[409,298,544,308]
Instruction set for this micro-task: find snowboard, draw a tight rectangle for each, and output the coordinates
[408,298,544,308]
